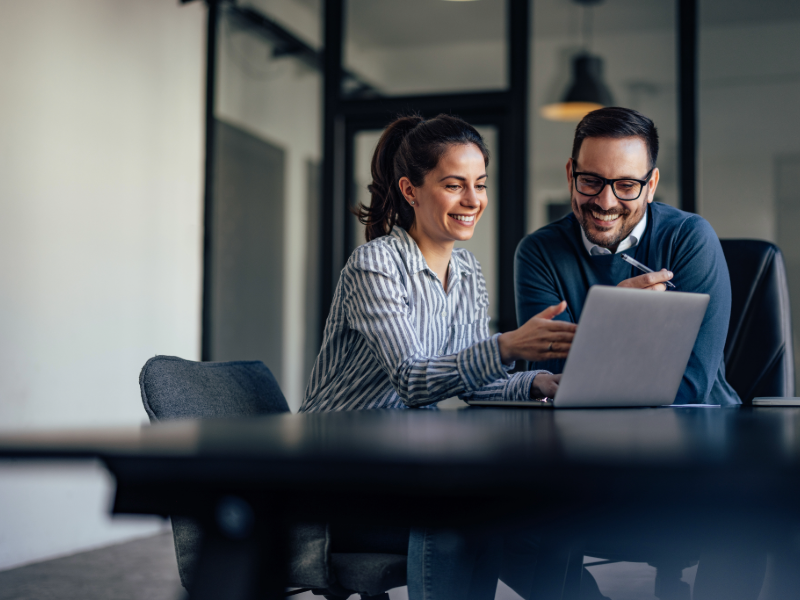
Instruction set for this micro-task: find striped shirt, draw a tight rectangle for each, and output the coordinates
[301,227,545,412]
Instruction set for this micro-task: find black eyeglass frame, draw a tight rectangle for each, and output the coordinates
[571,164,655,201]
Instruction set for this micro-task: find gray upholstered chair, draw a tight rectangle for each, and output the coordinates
[139,355,406,600]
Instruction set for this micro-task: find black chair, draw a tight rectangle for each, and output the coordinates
[139,355,406,600]
[720,239,795,403]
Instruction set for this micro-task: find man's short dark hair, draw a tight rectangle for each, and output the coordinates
[571,107,659,170]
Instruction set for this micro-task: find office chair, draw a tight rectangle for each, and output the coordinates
[720,239,795,403]
[139,355,406,600]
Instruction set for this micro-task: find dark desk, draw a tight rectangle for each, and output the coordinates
[3,407,800,599]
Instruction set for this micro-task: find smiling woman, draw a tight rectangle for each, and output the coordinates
[358,115,489,289]
[302,113,576,412]
[398,142,487,288]
[300,114,578,598]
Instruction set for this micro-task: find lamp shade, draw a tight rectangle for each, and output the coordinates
[542,54,614,122]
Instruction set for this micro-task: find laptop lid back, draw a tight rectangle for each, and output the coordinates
[553,286,709,407]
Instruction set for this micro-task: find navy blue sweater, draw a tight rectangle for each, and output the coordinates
[515,202,740,406]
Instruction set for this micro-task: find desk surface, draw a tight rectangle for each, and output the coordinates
[2,407,800,521]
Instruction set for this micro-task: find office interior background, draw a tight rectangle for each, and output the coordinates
[1,0,800,592]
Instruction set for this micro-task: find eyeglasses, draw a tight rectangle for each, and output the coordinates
[572,163,654,201]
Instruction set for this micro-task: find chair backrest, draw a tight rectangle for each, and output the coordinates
[138,355,290,591]
[720,240,795,404]
[139,355,289,422]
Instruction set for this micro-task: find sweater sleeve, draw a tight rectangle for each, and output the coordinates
[669,216,735,404]
[514,232,573,374]
[515,234,575,327]
[457,257,551,402]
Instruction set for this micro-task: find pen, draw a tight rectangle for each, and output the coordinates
[619,253,676,289]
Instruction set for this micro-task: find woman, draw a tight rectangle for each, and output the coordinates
[300,114,576,598]
[302,114,574,413]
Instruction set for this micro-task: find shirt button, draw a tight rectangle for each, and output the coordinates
[441,311,446,318]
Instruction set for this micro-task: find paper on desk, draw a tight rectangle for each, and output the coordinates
[663,404,721,408]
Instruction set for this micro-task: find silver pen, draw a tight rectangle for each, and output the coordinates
[620,253,676,289]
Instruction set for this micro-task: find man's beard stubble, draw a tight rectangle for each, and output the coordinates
[571,194,646,250]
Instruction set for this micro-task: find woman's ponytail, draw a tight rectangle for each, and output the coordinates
[356,115,423,242]
[354,113,489,242]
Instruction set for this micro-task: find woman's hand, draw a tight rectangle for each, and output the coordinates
[497,301,577,363]
[531,373,561,399]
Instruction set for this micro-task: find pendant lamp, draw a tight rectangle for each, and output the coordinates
[541,0,613,122]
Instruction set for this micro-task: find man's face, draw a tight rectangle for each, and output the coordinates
[567,136,659,252]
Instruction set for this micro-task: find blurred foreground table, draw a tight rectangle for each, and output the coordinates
[2,407,800,599]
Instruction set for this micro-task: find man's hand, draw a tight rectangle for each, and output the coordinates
[498,301,577,363]
[618,269,673,292]
[531,373,560,399]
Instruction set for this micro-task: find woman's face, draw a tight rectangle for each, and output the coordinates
[400,143,488,246]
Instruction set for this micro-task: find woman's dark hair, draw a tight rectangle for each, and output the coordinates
[356,113,489,242]
[571,107,659,170]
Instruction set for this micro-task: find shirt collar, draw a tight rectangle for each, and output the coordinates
[388,227,473,278]
[580,210,648,256]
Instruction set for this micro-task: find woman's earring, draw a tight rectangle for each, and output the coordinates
[410,201,415,205]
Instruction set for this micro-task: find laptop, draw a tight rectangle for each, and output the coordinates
[467,285,709,408]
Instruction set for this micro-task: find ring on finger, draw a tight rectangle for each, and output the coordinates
[548,342,553,352]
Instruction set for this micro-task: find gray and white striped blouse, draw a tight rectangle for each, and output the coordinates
[300,227,545,412]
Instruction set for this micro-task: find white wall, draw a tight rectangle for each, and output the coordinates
[0,0,205,569]
[0,460,170,571]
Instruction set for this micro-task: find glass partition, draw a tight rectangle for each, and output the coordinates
[215,0,323,409]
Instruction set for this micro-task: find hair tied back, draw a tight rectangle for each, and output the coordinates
[355,113,489,242]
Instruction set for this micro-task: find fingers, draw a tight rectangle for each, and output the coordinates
[547,331,576,343]
[528,321,576,361]
[531,373,561,398]
[524,316,576,333]
[538,341,570,360]
[546,342,571,357]
[514,304,577,362]
[618,269,673,290]
[531,348,569,361]
[534,300,567,320]
[643,283,667,292]
[540,320,577,333]
[644,269,673,286]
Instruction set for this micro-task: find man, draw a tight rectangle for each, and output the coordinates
[515,107,739,405]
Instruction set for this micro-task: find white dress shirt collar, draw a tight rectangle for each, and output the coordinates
[580,210,648,256]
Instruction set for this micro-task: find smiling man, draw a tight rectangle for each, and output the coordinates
[515,107,740,405]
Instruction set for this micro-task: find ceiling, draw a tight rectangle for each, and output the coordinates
[701,0,800,27]
[340,0,800,48]
[345,0,505,47]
